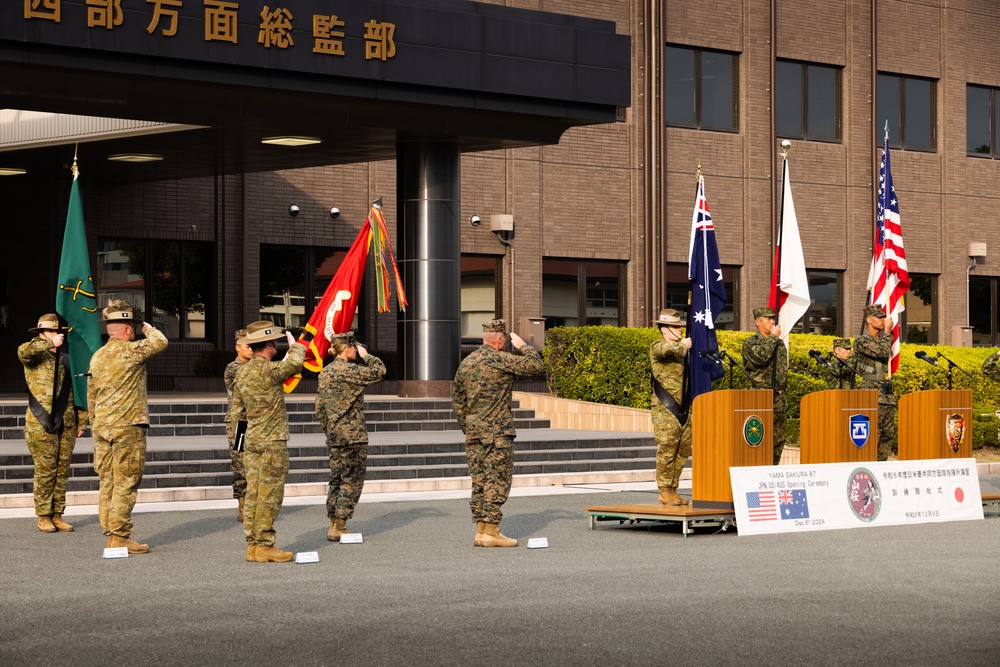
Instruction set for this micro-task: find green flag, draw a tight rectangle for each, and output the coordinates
[55,169,101,409]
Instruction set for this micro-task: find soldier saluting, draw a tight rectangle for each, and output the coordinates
[853,304,895,461]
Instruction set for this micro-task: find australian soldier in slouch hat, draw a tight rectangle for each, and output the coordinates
[229,320,305,563]
[18,313,85,533]
[649,309,693,506]
[853,304,895,460]
[88,300,168,554]
[452,319,543,547]
[742,305,787,464]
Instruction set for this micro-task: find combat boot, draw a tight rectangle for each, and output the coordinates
[237,496,245,523]
[108,535,150,554]
[246,545,257,562]
[51,514,74,532]
[474,521,486,547]
[252,545,293,563]
[658,488,684,506]
[480,522,517,547]
[37,516,56,533]
[327,517,347,542]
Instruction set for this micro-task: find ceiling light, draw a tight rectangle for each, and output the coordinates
[261,136,322,147]
[108,153,163,163]
[0,167,27,176]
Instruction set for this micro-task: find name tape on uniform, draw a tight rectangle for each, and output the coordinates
[527,537,549,549]
[103,547,129,559]
[294,551,320,564]
[339,533,363,544]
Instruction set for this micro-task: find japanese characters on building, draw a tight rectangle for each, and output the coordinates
[24,0,397,60]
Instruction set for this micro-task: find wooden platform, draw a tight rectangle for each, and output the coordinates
[584,504,736,537]
[983,493,1000,511]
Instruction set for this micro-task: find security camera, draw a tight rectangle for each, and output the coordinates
[470,215,481,227]
[329,207,340,219]
[288,203,300,217]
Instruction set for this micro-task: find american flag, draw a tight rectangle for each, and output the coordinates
[866,129,910,374]
[746,491,778,522]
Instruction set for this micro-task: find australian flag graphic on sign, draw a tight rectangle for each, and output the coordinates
[849,414,870,448]
[778,489,810,520]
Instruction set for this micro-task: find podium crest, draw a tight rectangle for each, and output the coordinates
[849,414,870,448]
[743,415,764,447]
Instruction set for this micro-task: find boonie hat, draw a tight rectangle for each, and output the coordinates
[237,320,285,345]
[482,319,507,334]
[753,306,776,319]
[28,313,68,333]
[652,309,683,327]
[103,299,136,322]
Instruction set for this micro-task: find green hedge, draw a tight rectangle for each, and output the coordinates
[543,326,1000,449]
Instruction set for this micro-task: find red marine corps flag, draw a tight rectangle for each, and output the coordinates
[283,199,408,392]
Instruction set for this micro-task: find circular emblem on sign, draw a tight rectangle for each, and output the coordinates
[743,415,764,448]
[847,467,881,522]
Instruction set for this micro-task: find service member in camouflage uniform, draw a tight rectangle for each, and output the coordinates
[853,304,895,461]
[452,319,543,547]
[982,349,1000,382]
[826,338,856,389]
[223,328,252,522]
[742,306,788,465]
[229,320,305,563]
[316,331,386,541]
[18,314,87,533]
[88,300,168,554]
[649,309,693,506]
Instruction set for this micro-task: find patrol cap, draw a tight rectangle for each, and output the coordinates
[833,338,852,350]
[234,329,248,344]
[29,313,68,333]
[864,304,887,318]
[103,299,136,322]
[753,306,776,320]
[652,308,683,327]
[482,319,507,334]
[330,331,356,346]
[237,320,284,345]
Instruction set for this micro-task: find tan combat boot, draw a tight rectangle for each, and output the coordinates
[253,545,293,563]
[480,522,517,548]
[237,496,245,523]
[473,521,486,547]
[327,517,347,542]
[51,514,74,532]
[37,516,57,533]
[658,488,684,506]
[246,545,257,562]
[108,534,150,554]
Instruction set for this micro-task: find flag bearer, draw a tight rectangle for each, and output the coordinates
[853,305,895,461]
[649,309,692,506]
[742,307,787,465]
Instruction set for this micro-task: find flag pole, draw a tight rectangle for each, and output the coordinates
[682,164,702,414]
[772,141,791,394]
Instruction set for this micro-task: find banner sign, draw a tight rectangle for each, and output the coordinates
[730,459,983,536]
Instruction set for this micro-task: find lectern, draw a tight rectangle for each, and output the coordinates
[898,389,973,459]
[692,389,773,510]
[799,389,879,464]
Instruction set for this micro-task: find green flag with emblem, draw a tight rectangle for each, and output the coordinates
[55,164,101,408]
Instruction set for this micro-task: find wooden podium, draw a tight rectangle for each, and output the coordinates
[692,389,773,510]
[898,389,973,460]
[799,390,878,464]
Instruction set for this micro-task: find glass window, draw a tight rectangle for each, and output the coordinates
[663,263,737,329]
[902,274,936,344]
[460,255,498,339]
[968,85,996,156]
[877,73,935,151]
[665,45,737,131]
[777,60,841,141]
[95,239,212,340]
[542,259,623,329]
[969,275,994,346]
[259,245,356,333]
[801,270,839,336]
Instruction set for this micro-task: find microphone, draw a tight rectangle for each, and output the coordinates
[808,350,833,368]
[915,350,938,366]
[699,350,721,362]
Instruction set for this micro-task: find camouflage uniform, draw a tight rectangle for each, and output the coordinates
[452,342,543,525]
[229,344,305,548]
[18,337,86,517]
[982,350,1000,382]
[88,327,168,538]
[316,353,386,521]
[650,339,691,490]
[853,330,895,461]
[223,358,246,500]
[826,339,855,389]
[743,331,788,465]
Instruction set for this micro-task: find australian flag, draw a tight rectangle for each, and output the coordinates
[687,176,728,400]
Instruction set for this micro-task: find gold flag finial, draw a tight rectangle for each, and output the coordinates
[71,144,79,177]
[696,163,702,182]
[780,139,792,160]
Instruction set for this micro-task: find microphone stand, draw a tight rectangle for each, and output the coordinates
[720,351,752,388]
[935,353,972,391]
[831,355,858,390]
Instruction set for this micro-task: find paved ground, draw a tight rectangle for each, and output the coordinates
[2,482,999,666]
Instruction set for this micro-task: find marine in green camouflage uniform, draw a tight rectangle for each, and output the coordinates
[88,301,168,553]
[649,309,692,506]
[852,304,895,461]
[316,331,386,540]
[18,314,87,532]
[742,306,788,465]
[826,338,856,389]
[223,329,251,519]
[229,321,305,562]
[982,349,1000,382]
[452,319,543,547]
